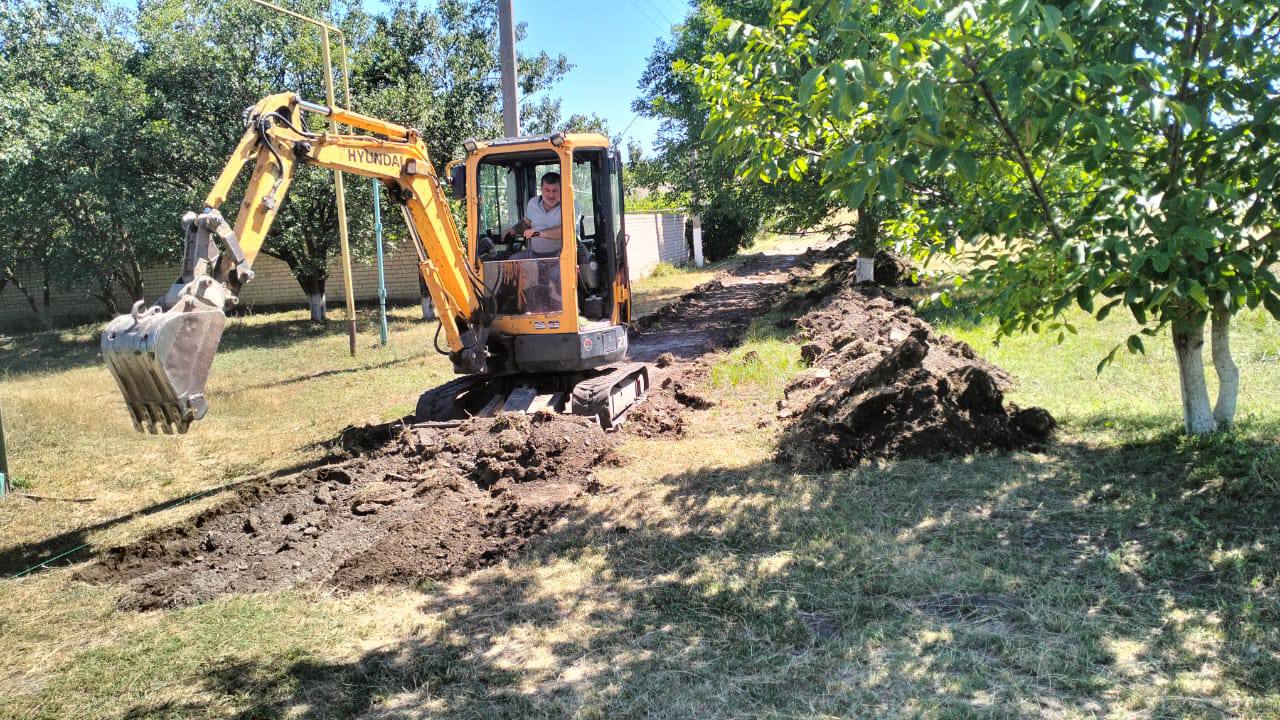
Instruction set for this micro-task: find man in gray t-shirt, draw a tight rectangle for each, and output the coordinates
[507,172,563,257]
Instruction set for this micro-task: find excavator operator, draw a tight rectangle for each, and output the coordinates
[506,172,563,258]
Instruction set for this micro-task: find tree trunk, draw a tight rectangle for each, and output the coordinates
[97,278,119,316]
[1210,309,1239,428]
[299,275,327,322]
[1173,320,1217,434]
[122,246,145,302]
[854,205,878,284]
[5,269,52,330]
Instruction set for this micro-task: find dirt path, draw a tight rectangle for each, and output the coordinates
[78,250,801,608]
[622,252,798,437]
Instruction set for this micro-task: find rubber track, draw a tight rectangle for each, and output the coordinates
[571,362,650,429]
[414,375,485,422]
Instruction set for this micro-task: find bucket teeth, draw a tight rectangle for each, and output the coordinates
[102,300,224,434]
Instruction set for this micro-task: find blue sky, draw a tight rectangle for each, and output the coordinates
[518,0,689,154]
[105,0,685,152]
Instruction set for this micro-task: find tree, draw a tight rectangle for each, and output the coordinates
[133,0,568,321]
[1,0,166,319]
[633,0,773,256]
[697,0,1280,434]
[636,0,876,259]
[520,99,609,136]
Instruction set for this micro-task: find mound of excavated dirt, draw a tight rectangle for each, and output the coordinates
[793,242,920,285]
[77,413,610,610]
[776,268,1054,469]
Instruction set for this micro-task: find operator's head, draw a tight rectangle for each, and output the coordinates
[540,172,561,207]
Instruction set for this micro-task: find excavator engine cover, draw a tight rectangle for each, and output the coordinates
[102,280,228,434]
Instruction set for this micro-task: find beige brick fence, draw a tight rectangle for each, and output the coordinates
[0,212,690,331]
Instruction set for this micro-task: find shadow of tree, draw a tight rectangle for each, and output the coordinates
[0,454,342,578]
[111,428,1278,717]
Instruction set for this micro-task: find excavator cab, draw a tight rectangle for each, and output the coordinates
[461,134,632,373]
[416,134,648,426]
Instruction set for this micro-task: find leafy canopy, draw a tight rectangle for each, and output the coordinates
[696,0,1280,363]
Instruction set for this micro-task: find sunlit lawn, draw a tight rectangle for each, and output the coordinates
[0,244,1276,718]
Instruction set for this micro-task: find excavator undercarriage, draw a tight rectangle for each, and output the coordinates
[416,362,650,429]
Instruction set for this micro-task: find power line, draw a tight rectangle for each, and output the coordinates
[638,0,676,25]
[624,0,667,32]
[618,112,642,139]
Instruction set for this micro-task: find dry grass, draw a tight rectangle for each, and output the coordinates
[1,247,1277,718]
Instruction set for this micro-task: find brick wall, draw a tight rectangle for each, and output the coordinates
[625,212,689,278]
[0,213,686,331]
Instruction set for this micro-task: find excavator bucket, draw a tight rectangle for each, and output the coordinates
[102,298,226,434]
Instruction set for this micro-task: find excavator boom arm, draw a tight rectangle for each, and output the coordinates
[102,94,489,434]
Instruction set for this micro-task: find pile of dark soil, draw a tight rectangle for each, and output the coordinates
[776,268,1054,469]
[793,243,920,286]
[77,413,610,609]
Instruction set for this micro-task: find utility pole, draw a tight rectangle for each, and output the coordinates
[498,0,520,137]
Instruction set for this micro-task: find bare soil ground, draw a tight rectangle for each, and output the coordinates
[75,243,1056,609]
[775,248,1056,468]
[625,253,794,438]
[76,414,611,609]
[77,253,797,608]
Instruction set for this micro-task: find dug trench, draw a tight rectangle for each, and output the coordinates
[75,245,1054,609]
[74,252,798,609]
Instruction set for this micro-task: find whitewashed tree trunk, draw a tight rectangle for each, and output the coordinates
[1211,309,1239,427]
[308,292,327,323]
[855,257,875,283]
[1173,321,1217,434]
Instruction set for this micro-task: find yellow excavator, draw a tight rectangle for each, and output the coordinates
[101,93,649,434]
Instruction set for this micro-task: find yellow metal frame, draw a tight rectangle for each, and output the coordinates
[463,133,617,337]
[245,0,359,354]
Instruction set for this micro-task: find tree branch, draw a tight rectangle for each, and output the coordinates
[970,71,1065,247]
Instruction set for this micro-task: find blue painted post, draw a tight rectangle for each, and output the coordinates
[0,400,9,496]
[372,179,389,347]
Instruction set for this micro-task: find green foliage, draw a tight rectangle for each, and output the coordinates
[698,0,1280,337]
[522,98,610,136]
[647,261,685,278]
[695,0,1280,428]
[0,0,166,314]
[696,190,765,261]
[634,0,836,238]
[0,0,572,316]
[624,190,689,213]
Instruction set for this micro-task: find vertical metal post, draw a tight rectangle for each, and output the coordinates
[372,179,389,346]
[498,0,520,137]
[0,401,10,496]
[321,27,358,356]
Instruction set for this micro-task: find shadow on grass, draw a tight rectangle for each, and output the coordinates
[0,455,343,579]
[111,429,1279,718]
[0,307,425,381]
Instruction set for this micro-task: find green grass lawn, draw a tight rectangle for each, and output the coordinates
[0,250,1276,719]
